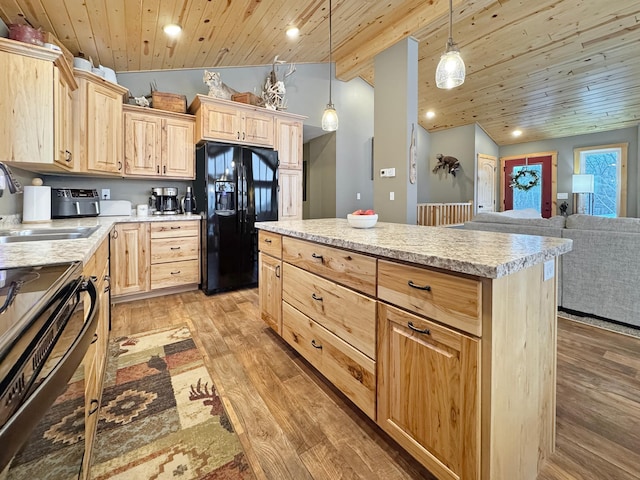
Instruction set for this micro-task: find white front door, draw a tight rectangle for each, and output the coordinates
[476,154,497,213]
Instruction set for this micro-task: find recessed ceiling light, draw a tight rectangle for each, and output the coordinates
[163,24,182,37]
[286,26,300,39]
[426,110,436,119]
[513,129,523,137]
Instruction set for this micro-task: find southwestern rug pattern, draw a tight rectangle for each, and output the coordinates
[90,324,253,480]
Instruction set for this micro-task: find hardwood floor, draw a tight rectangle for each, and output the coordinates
[110,291,640,480]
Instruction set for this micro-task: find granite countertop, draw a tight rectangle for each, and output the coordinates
[256,218,573,279]
[0,214,202,269]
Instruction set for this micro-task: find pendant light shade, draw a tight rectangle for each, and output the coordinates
[322,0,338,131]
[322,104,339,131]
[436,0,465,89]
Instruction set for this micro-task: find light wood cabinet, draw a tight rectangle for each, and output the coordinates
[260,229,559,480]
[261,234,378,419]
[111,222,150,296]
[123,105,195,179]
[0,38,77,172]
[150,220,200,290]
[73,69,128,175]
[189,95,274,147]
[275,118,303,170]
[278,169,303,221]
[259,231,282,334]
[81,234,111,479]
[377,302,480,480]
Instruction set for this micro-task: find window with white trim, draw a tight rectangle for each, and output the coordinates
[573,143,628,217]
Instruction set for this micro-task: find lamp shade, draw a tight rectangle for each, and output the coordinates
[572,174,594,193]
[322,104,338,131]
[435,48,466,89]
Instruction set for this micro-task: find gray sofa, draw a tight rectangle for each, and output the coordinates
[464,213,640,329]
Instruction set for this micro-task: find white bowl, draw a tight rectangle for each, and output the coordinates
[347,213,378,228]
[73,57,92,71]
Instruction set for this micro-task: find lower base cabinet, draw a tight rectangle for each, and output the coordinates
[112,220,200,301]
[81,235,111,479]
[259,232,558,480]
[377,303,480,480]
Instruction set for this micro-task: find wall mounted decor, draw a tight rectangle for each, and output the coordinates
[432,153,460,177]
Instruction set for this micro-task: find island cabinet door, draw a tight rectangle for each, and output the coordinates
[259,252,282,334]
[377,303,480,480]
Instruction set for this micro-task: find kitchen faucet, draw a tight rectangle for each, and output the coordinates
[0,162,23,197]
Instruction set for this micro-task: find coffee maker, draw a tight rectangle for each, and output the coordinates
[150,187,180,215]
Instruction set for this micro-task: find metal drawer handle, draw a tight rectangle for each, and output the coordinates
[311,339,323,350]
[171,271,181,275]
[90,275,98,282]
[408,280,431,291]
[312,293,323,302]
[91,333,98,344]
[264,238,272,243]
[311,253,323,261]
[88,399,100,415]
[171,226,181,230]
[170,246,181,250]
[408,322,431,335]
[275,265,281,278]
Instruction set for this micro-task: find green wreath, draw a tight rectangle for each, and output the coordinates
[510,168,540,191]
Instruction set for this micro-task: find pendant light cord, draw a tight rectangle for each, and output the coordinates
[447,0,453,46]
[328,0,333,104]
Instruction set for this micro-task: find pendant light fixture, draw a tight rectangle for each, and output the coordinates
[435,0,465,89]
[321,0,338,131]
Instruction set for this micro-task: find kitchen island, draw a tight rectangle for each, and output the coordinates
[256,218,572,480]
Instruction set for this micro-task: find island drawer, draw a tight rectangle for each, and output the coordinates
[150,220,200,239]
[378,260,482,337]
[282,237,376,296]
[282,263,376,359]
[151,236,199,263]
[282,302,376,419]
[151,259,199,289]
[259,230,282,258]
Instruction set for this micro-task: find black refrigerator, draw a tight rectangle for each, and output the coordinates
[194,141,279,295]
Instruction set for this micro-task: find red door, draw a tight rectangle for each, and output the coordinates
[503,155,553,218]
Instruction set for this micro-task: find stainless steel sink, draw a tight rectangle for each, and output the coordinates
[0,226,100,243]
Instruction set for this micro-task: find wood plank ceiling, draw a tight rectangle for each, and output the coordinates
[1,0,639,145]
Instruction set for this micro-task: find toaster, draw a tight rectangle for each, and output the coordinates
[51,188,100,218]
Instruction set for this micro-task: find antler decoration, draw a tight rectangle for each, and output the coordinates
[262,55,296,110]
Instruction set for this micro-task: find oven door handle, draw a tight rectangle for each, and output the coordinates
[0,278,99,472]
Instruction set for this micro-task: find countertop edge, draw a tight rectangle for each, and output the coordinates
[256,220,573,279]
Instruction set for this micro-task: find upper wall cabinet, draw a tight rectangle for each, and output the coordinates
[275,118,303,170]
[0,38,78,172]
[73,69,128,176]
[189,95,275,147]
[123,105,195,179]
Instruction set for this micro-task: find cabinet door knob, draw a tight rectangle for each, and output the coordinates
[311,339,323,350]
[408,280,431,291]
[275,265,281,278]
[118,161,123,171]
[65,150,72,162]
[408,322,431,335]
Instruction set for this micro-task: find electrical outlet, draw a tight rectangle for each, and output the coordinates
[101,188,111,200]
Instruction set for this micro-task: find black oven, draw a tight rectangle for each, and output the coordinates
[0,261,98,476]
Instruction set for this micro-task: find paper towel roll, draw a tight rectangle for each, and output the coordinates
[23,186,51,223]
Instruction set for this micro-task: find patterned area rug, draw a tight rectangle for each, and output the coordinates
[90,324,253,480]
